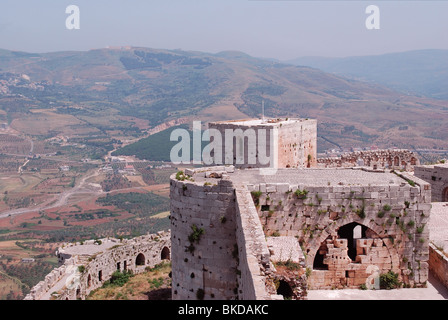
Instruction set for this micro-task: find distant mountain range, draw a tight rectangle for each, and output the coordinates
[0,47,447,153]
[286,49,448,100]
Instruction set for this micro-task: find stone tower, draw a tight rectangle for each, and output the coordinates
[207,118,317,169]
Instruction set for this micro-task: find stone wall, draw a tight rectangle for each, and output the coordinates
[208,118,317,169]
[23,258,78,301]
[24,232,171,300]
[234,185,273,300]
[277,119,317,168]
[414,164,448,202]
[317,149,420,172]
[170,167,308,300]
[171,166,431,297]
[170,167,240,300]
[429,243,448,290]
[246,171,431,289]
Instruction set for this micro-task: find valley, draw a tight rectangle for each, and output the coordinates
[0,46,447,299]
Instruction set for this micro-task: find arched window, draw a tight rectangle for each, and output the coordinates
[87,274,91,287]
[161,247,170,260]
[337,222,367,262]
[313,239,329,270]
[443,187,448,202]
[353,225,362,239]
[136,253,145,266]
[276,280,294,299]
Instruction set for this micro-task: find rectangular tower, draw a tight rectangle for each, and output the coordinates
[207,118,317,169]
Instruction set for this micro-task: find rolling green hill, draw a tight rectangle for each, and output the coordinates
[113,124,186,161]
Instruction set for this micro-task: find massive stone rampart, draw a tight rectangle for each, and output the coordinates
[245,170,430,289]
[170,167,242,300]
[234,185,274,299]
[171,166,431,297]
[24,231,171,300]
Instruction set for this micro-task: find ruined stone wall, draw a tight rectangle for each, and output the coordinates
[170,167,304,300]
[171,166,431,297]
[207,121,274,169]
[317,149,420,172]
[246,172,431,289]
[170,168,240,300]
[23,258,78,301]
[414,164,448,202]
[24,232,171,300]
[429,243,448,290]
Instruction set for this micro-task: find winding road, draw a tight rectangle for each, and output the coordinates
[0,169,102,219]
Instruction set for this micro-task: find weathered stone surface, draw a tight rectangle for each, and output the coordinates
[317,149,419,172]
[170,164,430,297]
[415,163,448,201]
[24,232,171,300]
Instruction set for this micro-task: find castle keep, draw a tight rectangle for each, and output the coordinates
[170,118,430,300]
[208,118,317,169]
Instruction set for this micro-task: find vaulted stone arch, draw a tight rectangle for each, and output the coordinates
[161,246,170,260]
[307,218,399,263]
[135,253,146,266]
[304,218,401,287]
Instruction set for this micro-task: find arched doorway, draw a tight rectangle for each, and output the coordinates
[87,274,91,287]
[161,247,170,260]
[276,280,293,299]
[443,187,448,202]
[337,222,367,262]
[135,253,145,266]
[308,221,397,289]
[313,239,329,270]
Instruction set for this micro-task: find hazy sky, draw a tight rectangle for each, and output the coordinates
[0,0,447,60]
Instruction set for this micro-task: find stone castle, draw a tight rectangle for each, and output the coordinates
[170,118,431,299]
[27,117,448,300]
